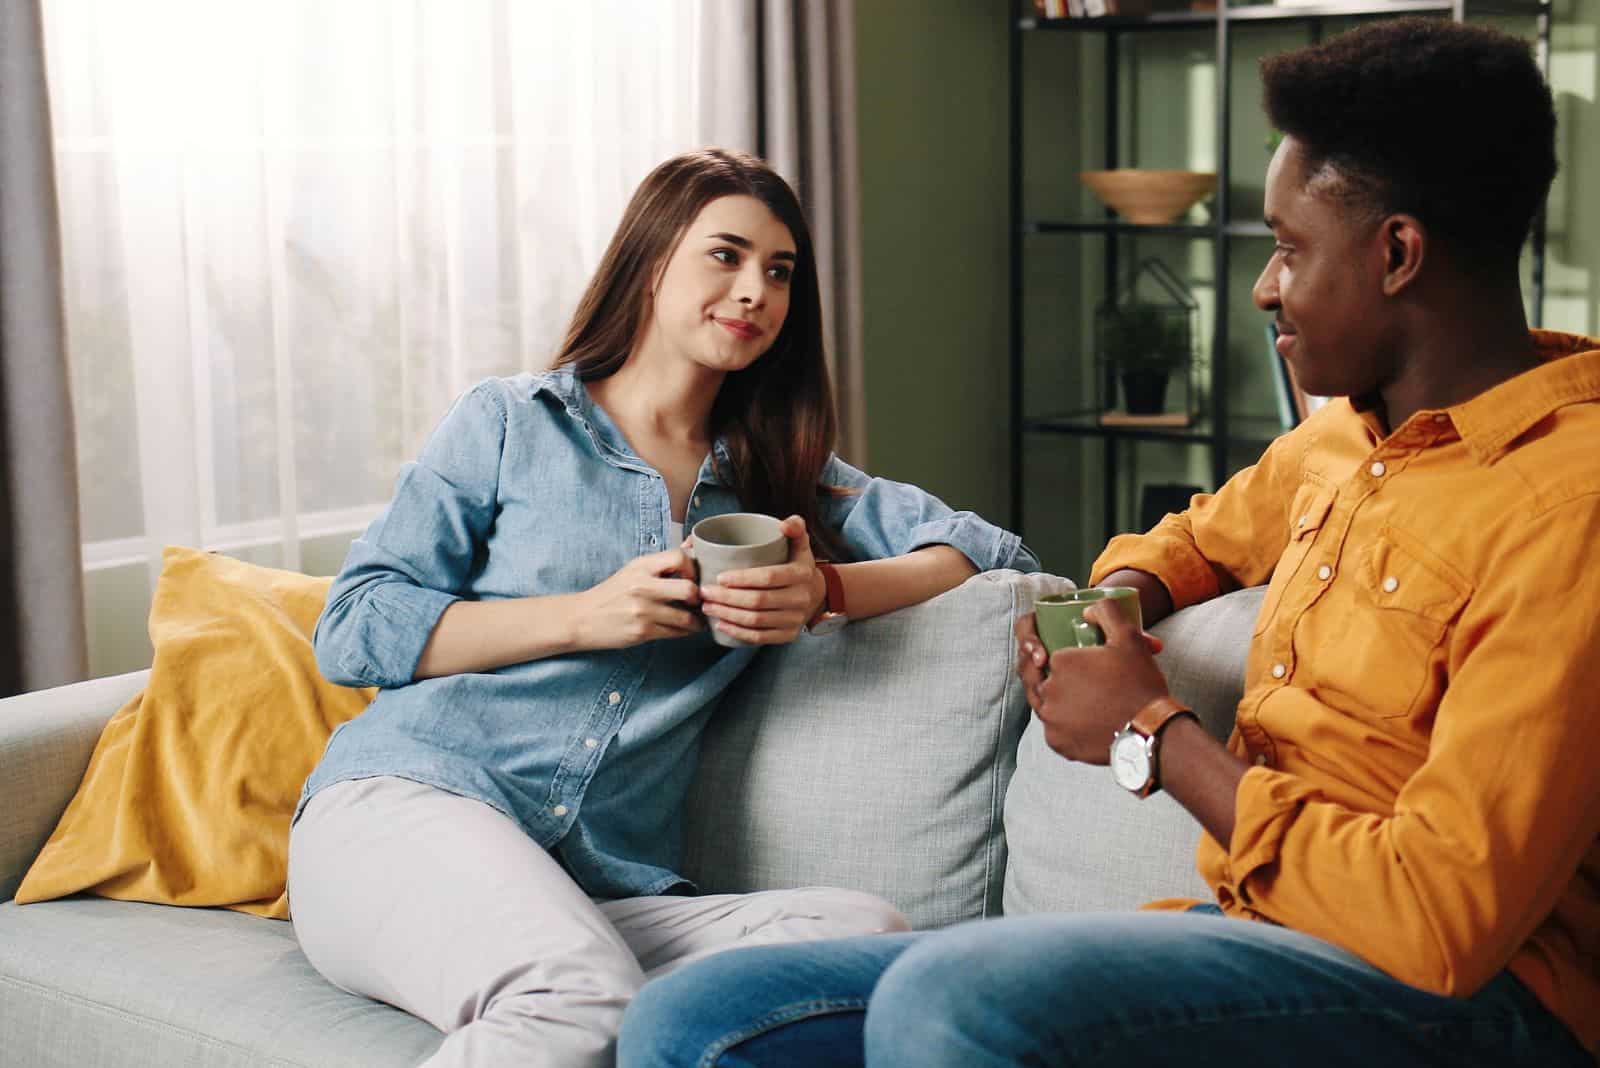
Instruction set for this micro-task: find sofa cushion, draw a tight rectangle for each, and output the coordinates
[0,898,440,1067]
[681,569,1073,930]
[1002,585,1265,915]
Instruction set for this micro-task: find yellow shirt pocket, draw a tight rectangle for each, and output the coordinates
[1354,525,1473,720]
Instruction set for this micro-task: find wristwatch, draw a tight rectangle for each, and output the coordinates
[805,561,848,636]
[1109,695,1197,798]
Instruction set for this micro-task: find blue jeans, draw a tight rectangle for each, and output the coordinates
[617,908,1590,1067]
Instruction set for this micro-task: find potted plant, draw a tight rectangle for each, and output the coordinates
[1098,301,1191,414]
[1094,258,1198,417]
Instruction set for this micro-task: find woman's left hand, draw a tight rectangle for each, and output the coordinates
[698,515,825,645]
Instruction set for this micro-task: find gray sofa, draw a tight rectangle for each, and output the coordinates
[0,570,1264,1067]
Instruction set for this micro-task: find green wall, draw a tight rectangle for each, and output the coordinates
[855,0,1600,580]
[854,2,1012,526]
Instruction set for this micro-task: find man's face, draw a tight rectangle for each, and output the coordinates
[1253,137,1393,399]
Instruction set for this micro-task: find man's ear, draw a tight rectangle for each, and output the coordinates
[1380,214,1425,297]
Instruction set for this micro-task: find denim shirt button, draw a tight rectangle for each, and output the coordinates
[551,804,569,817]
[584,737,599,749]
[608,691,622,706]
[693,495,702,508]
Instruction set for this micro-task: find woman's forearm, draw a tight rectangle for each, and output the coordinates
[413,594,586,679]
[833,545,978,622]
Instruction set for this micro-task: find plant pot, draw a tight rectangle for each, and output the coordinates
[1120,369,1170,414]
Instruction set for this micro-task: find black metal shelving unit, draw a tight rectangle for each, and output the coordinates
[1007,0,1552,541]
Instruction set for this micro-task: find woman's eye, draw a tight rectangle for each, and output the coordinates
[767,264,792,284]
[711,249,738,266]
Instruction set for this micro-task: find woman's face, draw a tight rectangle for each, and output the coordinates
[640,194,796,376]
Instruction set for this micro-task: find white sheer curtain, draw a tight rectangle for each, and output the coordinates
[41,0,762,669]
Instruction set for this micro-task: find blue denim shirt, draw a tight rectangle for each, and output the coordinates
[302,369,1037,899]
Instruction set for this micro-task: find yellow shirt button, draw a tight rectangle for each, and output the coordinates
[1382,576,1399,593]
[1271,663,1287,679]
[1370,461,1387,478]
[1317,564,1333,581]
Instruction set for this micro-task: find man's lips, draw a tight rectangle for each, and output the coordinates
[1274,323,1297,355]
[714,317,763,340]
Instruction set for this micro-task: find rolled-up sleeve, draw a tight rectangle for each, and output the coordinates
[1089,427,1304,607]
[819,456,1037,572]
[314,381,508,688]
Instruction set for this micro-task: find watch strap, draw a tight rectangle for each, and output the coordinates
[813,562,845,620]
[1130,695,1196,741]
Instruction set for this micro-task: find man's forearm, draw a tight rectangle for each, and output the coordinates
[1157,715,1247,849]
[1096,568,1175,629]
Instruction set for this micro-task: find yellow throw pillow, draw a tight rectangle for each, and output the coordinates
[15,546,375,919]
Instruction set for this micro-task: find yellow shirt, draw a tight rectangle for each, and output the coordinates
[1090,330,1600,1055]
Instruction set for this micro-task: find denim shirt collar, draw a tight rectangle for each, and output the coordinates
[532,367,732,487]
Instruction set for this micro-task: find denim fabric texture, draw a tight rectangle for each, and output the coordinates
[301,369,1036,899]
[617,908,1592,1068]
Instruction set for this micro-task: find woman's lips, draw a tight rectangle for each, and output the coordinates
[714,317,763,340]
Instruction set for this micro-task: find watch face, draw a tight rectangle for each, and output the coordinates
[1110,731,1152,792]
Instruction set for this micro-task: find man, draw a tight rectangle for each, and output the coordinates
[617,17,1600,1066]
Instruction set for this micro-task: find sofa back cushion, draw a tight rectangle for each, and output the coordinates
[1002,585,1265,915]
[681,569,1072,930]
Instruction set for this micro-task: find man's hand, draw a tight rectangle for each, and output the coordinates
[1021,599,1171,765]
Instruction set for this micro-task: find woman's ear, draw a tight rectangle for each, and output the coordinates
[1381,214,1425,297]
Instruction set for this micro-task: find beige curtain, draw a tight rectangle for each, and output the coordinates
[759,0,866,465]
[0,0,85,696]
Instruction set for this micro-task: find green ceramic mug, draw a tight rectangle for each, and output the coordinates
[1034,586,1143,652]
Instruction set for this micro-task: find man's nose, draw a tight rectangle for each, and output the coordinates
[1252,264,1278,311]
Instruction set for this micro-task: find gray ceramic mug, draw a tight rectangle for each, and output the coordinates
[688,512,790,648]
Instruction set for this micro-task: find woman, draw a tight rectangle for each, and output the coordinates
[287,148,1036,1067]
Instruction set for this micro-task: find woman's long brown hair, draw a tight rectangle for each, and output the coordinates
[553,148,852,562]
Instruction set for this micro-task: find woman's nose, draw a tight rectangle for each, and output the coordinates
[732,265,765,306]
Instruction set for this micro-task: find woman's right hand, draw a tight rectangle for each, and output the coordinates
[574,547,705,650]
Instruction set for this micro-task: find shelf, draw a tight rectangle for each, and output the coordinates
[1023,220,1272,237]
[1018,0,1550,31]
[1020,10,1217,31]
[1022,410,1287,448]
[1008,0,1551,555]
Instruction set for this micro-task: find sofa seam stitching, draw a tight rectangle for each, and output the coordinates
[982,576,1020,919]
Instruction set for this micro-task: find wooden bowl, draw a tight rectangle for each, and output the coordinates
[1079,170,1218,225]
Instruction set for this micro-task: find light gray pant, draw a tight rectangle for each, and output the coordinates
[287,775,909,1068]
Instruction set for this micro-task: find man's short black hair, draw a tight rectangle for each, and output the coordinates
[1262,17,1557,272]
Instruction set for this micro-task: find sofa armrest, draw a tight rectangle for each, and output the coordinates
[0,670,149,902]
